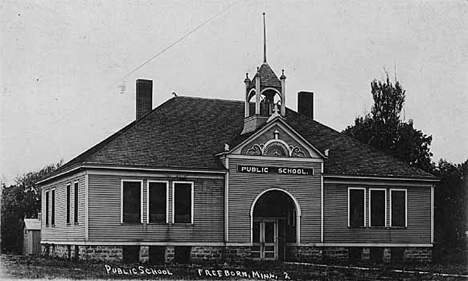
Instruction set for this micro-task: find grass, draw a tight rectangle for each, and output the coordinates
[1,254,467,280]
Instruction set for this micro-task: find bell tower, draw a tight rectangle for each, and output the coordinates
[241,13,287,135]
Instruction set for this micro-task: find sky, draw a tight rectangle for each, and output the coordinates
[1,0,467,184]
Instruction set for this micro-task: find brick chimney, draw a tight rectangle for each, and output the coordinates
[136,79,153,120]
[298,91,314,119]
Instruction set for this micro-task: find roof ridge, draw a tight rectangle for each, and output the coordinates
[174,95,244,103]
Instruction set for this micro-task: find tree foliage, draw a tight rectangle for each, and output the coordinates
[343,73,433,172]
[1,161,62,254]
[433,159,468,263]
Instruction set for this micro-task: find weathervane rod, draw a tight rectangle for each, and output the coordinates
[263,12,267,63]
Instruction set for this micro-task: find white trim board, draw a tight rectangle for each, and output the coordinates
[389,188,407,227]
[120,179,144,224]
[172,181,194,224]
[324,174,438,183]
[38,165,225,184]
[348,187,366,228]
[226,154,323,162]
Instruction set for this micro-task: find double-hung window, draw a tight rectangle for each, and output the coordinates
[121,180,142,224]
[74,182,79,224]
[51,189,55,226]
[173,182,193,224]
[66,184,71,224]
[348,188,366,227]
[45,190,50,226]
[390,189,407,227]
[369,189,387,227]
[147,181,168,223]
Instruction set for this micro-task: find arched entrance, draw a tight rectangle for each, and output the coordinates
[250,189,300,260]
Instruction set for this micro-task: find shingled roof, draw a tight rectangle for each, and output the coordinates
[248,63,282,91]
[50,96,435,180]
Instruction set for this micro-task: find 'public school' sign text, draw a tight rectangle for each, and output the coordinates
[237,165,314,176]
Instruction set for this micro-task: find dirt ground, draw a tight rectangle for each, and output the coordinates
[0,254,467,280]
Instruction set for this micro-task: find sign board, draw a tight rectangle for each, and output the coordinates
[237,165,314,176]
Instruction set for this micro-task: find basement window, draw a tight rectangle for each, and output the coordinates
[148,181,168,223]
[149,246,166,265]
[174,246,191,264]
[370,189,386,227]
[173,182,193,224]
[348,188,365,227]
[122,246,140,264]
[390,189,407,227]
[122,180,142,224]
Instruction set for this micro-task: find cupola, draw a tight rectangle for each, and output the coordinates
[241,14,287,135]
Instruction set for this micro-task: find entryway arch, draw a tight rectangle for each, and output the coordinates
[250,188,301,260]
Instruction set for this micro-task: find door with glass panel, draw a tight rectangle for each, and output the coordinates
[252,219,277,260]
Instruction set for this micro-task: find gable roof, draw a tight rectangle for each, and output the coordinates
[45,96,435,182]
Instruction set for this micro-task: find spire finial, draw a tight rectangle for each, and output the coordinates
[263,13,267,63]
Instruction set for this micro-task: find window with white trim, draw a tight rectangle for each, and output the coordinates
[390,189,407,227]
[66,184,71,224]
[74,182,79,224]
[45,190,49,226]
[148,181,168,223]
[370,189,386,227]
[348,188,366,227]
[122,181,142,223]
[51,189,55,226]
[173,182,193,224]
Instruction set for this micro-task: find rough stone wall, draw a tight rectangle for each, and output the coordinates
[225,246,251,263]
[286,246,322,262]
[383,248,391,264]
[323,247,348,262]
[80,245,122,262]
[165,246,174,263]
[362,248,370,261]
[139,246,149,263]
[404,247,432,263]
[191,246,224,262]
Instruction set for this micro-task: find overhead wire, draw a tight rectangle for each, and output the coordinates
[3,0,238,143]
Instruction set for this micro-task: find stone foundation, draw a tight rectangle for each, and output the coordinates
[191,246,224,262]
[165,246,175,263]
[404,247,432,263]
[286,246,322,262]
[225,246,251,263]
[40,243,432,264]
[323,247,348,262]
[139,246,149,263]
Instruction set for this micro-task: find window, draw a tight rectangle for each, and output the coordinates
[122,246,140,263]
[45,190,49,226]
[74,182,79,224]
[51,189,55,226]
[348,188,365,227]
[390,189,407,227]
[173,182,193,223]
[121,181,142,223]
[370,189,386,227]
[148,181,168,223]
[66,184,71,224]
